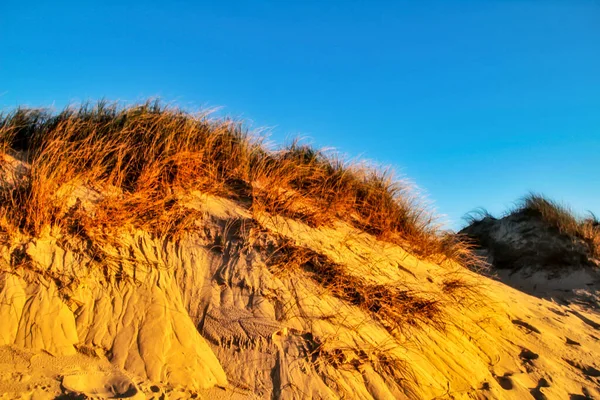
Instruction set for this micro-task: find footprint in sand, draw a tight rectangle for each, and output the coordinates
[530,388,547,400]
[529,378,551,400]
[569,389,595,400]
[512,319,541,334]
[549,308,568,317]
[564,359,600,377]
[519,348,539,361]
[566,337,581,346]
[568,310,600,330]
[494,373,514,390]
[61,372,142,399]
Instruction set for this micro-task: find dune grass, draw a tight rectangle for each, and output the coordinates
[518,193,600,258]
[464,193,600,260]
[0,100,478,266]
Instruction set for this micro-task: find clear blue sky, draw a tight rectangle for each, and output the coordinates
[2,1,599,229]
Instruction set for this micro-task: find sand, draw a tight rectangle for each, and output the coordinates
[0,178,598,398]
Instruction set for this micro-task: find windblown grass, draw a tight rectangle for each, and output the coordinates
[0,100,477,266]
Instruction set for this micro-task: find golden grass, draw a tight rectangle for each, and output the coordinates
[0,100,478,266]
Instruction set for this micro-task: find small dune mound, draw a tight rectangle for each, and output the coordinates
[461,194,600,305]
[0,102,599,399]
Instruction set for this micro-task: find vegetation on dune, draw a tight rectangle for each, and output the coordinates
[0,100,479,267]
[463,193,600,265]
[518,194,600,258]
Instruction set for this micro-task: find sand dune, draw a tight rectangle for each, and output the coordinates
[0,105,598,399]
[0,183,598,398]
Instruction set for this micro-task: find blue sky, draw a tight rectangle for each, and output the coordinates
[2,1,599,229]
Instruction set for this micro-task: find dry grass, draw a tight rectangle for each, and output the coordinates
[0,101,254,238]
[261,233,441,330]
[518,193,600,258]
[0,100,477,266]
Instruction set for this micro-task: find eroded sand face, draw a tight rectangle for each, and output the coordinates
[0,190,598,399]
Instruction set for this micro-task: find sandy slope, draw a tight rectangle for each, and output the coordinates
[0,187,599,399]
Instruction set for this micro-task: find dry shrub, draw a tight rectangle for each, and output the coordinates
[0,100,477,267]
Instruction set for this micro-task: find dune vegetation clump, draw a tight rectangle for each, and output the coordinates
[0,100,478,267]
[517,194,600,258]
[462,193,600,271]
